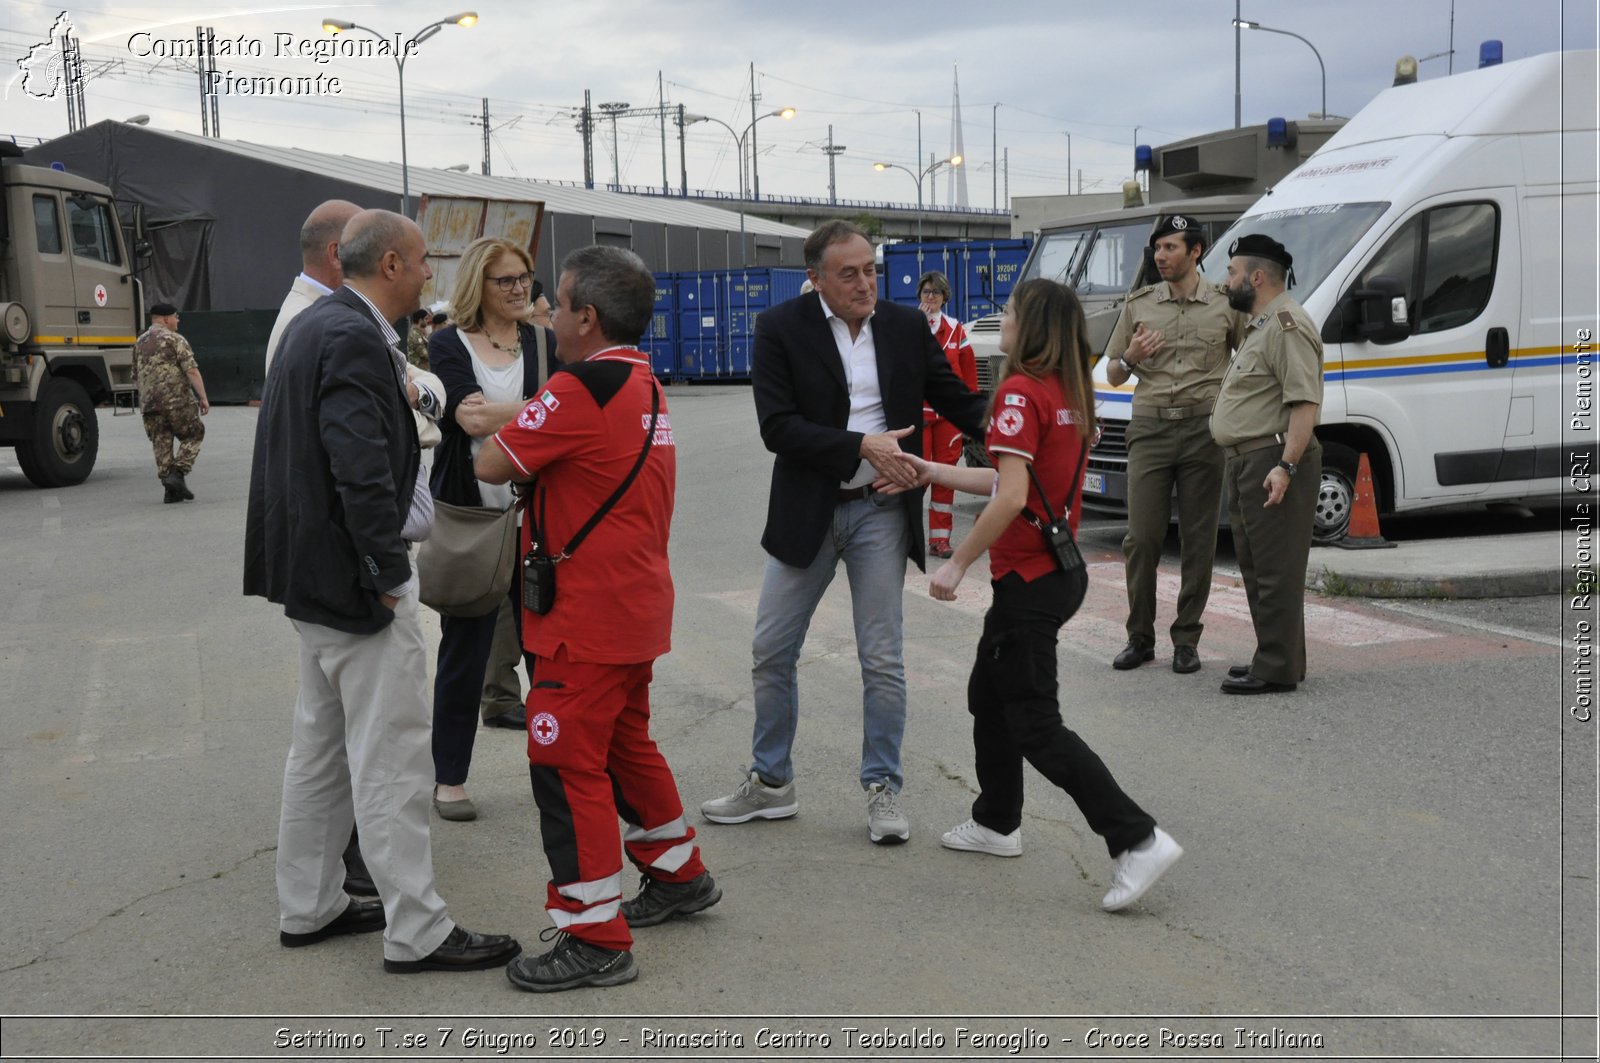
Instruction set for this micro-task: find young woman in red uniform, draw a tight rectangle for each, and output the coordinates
[884,278,1184,912]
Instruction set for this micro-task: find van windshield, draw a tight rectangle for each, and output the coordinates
[1018,227,1091,286]
[1018,219,1151,295]
[1203,202,1388,301]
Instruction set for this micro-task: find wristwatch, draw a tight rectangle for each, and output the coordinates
[1277,459,1298,477]
[1118,356,1135,374]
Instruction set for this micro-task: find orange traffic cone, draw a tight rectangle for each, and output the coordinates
[1333,452,1396,550]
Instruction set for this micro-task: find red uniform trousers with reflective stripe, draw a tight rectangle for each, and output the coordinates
[525,646,705,952]
[922,416,964,544]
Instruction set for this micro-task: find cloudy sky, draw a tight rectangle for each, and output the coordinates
[4,0,1595,208]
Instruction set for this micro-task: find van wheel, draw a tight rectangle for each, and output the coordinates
[1313,442,1362,544]
[16,377,99,488]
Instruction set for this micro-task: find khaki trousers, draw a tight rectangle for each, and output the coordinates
[278,593,454,962]
[1225,441,1322,684]
[1121,415,1225,650]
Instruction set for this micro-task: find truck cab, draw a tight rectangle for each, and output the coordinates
[0,145,142,486]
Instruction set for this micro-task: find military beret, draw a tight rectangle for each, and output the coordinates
[148,302,178,316]
[1227,233,1293,271]
[1150,214,1203,248]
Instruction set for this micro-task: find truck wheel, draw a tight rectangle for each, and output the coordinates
[16,377,99,488]
[1313,442,1363,544]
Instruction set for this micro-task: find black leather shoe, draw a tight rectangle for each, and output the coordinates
[383,925,521,973]
[342,836,376,896]
[1220,674,1297,695]
[162,484,181,504]
[483,705,527,730]
[1112,643,1155,670]
[1228,664,1250,678]
[280,897,385,948]
[1172,646,1201,674]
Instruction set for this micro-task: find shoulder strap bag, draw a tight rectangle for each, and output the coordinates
[523,382,660,615]
[1024,441,1090,577]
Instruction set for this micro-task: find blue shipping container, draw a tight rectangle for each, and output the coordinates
[881,239,1032,325]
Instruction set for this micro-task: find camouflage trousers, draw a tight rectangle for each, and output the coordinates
[142,406,204,480]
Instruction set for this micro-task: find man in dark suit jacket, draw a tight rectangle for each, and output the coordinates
[701,219,987,845]
[244,208,519,975]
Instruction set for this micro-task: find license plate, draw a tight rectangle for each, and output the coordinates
[1083,471,1105,495]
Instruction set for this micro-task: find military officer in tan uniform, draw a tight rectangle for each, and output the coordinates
[134,302,210,503]
[1105,215,1248,675]
[1209,234,1323,695]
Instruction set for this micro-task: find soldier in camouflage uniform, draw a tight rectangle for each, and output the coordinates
[134,303,210,503]
[406,308,431,371]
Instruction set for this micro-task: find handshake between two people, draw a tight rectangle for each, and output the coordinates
[861,426,935,494]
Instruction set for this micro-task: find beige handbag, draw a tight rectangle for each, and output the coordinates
[417,499,518,617]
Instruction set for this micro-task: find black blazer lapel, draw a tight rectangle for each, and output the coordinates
[870,302,896,406]
[802,292,849,396]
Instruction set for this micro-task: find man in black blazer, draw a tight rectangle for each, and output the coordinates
[245,209,519,974]
[701,220,987,844]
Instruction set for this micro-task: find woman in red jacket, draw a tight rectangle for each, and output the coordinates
[885,278,1184,912]
[916,271,977,558]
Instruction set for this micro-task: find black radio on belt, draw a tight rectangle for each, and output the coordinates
[522,547,557,616]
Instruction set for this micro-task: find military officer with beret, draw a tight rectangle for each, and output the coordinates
[134,302,210,503]
[1105,215,1248,675]
[1209,234,1323,695]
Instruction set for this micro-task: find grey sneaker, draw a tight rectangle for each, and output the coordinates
[620,871,722,927]
[505,930,636,993]
[701,772,797,824]
[866,782,909,845]
[941,818,1022,857]
[1102,827,1183,911]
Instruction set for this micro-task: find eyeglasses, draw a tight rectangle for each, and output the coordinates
[486,271,534,293]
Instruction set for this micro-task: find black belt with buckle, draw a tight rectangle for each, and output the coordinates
[837,485,872,504]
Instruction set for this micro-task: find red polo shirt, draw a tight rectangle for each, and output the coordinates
[985,371,1088,582]
[492,348,675,664]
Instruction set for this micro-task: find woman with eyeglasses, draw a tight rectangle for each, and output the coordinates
[879,279,1184,912]
[426,236,559,822]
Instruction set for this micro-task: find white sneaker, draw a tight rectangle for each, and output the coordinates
[866,782,909,845]
[1101,827,1183,911]
[941,818,1022,858]
[700,771,798,824]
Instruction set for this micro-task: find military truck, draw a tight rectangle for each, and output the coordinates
[0,142,141,486]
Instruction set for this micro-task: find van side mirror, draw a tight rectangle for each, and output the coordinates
[1349,275,1411,344]
[134,238,153,264]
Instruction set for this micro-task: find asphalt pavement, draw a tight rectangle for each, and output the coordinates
[0,390,1592,1062]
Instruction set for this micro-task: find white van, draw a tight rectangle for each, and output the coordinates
[1085,49,1597,541]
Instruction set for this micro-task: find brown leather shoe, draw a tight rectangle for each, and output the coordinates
[383,925,521,973]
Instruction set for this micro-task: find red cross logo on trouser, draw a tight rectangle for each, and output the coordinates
[531,712,560,746]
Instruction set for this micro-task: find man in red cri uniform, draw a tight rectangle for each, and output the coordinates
[476,246,719,993]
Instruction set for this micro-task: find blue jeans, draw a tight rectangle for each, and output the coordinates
[750,492,910,791]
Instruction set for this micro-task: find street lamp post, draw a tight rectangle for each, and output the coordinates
[681,108,797,201]
[323,11,477,218]
[1234,18,1326,119]
[872,154,963,242]
[681,107,796,264]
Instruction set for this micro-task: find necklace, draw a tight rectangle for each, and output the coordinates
[479,326,520,354]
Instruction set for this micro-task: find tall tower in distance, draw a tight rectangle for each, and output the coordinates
[947,64,969,208]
